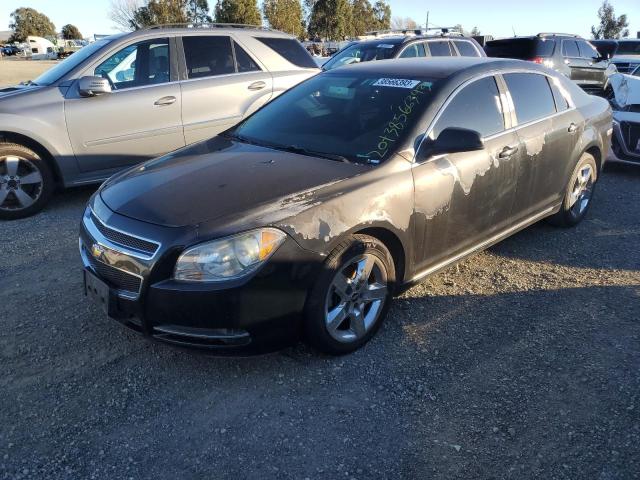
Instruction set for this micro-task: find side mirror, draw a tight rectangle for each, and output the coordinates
[78,76,111,97]
[419,127,484,159]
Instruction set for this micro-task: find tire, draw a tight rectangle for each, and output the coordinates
[547,152,598,228]
[304,234,395,355]
[0,143,54,220]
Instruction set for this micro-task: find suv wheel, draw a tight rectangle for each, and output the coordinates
[304,234,395,355]
[0,143,54,220]
[547,152,597,227]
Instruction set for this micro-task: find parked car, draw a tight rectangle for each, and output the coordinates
[590,39,618,60]
[2,45,22,56]
[0,24,319,219]
[484,33,609,94]
[608,65,640,165]
[322,29,485,71]
[79,57,612,355]
[607,38,640,74]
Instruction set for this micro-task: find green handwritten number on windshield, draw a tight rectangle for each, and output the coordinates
[363,82,430,161]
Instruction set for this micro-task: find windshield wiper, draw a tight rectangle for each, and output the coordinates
[283,145,350,163]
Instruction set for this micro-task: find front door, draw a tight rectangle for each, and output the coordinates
[65,37,185,173]
[412,75,519,272]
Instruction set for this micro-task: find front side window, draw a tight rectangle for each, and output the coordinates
[504,73,556,125]
[427,41,454,57]
[183,36,235,79]
[430,76,504,140]
[562,40,580,58]
[94,38,170,89]
[323,42,396,70]
[454,41,480,57]
[399,43,426,58]
[231,73,440,164]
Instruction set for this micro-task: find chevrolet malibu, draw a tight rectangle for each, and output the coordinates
[80,58,611,355]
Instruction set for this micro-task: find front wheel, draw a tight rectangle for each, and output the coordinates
[304,234,395,355]
[547,152,598,227]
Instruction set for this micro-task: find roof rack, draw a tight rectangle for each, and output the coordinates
[537,32,580,38]
[424,26,464,36]
[143,22,276,32]
[363,28,424,37]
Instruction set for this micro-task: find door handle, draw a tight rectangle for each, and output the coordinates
[248,81,266,91]
[568,123,578,133]
[498,145,518,159]
[154,96,176,106]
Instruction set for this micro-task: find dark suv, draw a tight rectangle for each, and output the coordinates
[322,29,485,71]
[485,33,608,94]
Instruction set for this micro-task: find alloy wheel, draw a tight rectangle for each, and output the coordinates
[568,163,594,217]
[324,253,388,343]
[0,155,44,212]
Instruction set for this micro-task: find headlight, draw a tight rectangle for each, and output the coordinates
[173,228,286,282]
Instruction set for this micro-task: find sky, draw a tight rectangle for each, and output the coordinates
[2,0,638,40]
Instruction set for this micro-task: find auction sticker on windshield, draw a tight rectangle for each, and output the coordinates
[373,78,421,89]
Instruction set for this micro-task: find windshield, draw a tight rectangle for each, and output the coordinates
[230,73,439,164]
[323,42,398,71]
[33,38,112,85]
[616,41,640,56]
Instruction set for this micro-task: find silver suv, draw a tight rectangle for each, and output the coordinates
[0,24,319,219]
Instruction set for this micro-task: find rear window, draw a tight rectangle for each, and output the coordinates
[485,38,554,59]
[504,73,556,125]
[577,40,599,59]
[454,40,480,57]
[562,40,580,58]
[256,37,317,68]
[427,41,453,57]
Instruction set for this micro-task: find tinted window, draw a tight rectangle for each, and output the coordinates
[95,38,170,89]
[427,41,453,57]
[233,41,260,72]
[504,73,556,125]
[256,37,317,68]
[562,40,580,57]
[577,40,599,59]
[485,38,554,59]
[183,36,234,79]
[615,41,640,55]
[431,76,504,139]
[232,74,440,164]
[399,42,426,58]
[548,77,570,111]
[322,42,396,70]
[454,41,479,57]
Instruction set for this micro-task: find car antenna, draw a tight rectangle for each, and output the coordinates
[512,26,517,37]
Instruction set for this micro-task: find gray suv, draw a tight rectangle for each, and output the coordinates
[0,24,319,219]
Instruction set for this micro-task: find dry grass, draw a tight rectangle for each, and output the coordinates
[0,58,58,87]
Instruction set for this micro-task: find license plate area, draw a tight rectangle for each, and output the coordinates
[84,269,113,315]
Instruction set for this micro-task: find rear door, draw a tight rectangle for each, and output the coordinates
[576,39,607,88]
[65,37,185,173]
[179,34,273,145]
[562,39,591,85]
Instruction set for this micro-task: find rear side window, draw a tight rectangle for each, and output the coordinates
[399,43,426,58]
[548,77,570,111]
[454,41,480,57]
[431,76,505,139]
[577,40,599,59]
[504,73,556,125]
[183,36,235,79]
[562,40,580,57]
[233,41,261,72]
[427,41,453,57]
[256,37,317,68]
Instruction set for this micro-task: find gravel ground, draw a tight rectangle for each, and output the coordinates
[0,58,57,88]
[1,164,639,479]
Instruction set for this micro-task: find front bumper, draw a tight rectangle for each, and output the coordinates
[608,118,640,166]
[79,196,324,353]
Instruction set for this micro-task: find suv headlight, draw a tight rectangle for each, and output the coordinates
[173,228,286,282]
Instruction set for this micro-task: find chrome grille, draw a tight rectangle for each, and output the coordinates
[621,121,640,153]
[85,247,142,294]
[90,212,158,256]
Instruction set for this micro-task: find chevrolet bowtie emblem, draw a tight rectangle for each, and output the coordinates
[91,243,105,258]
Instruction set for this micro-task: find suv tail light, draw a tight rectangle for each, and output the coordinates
[531,57,544,64]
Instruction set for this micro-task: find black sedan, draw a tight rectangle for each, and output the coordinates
[79,58,612,354]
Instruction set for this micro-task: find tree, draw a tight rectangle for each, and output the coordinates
[215,0,262,25]
[187,0,212,22]
[109,0,145,30]
[372,0,390,30]
[470,26,481,36]
[591,0,629,39]
[8,7,56,43]
[263,0,304,37]
[391,16,417,30]
[61,24,83,39]
[307,0,353,40]
[109,0,211,30]
[133,0,188,27]
[351,0,378,36]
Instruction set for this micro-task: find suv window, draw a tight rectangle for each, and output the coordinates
[233,41,261,72]
[183,36,235,79]
[577,40,599,59]
[256,37,317,68]
[504,73,556,125]
[548,77,570,111]
[399,42,426,58]
[485,38,555,59]
[322,42,396,70]
[427,41,454,57]
[95,38,170,89]
[562,40,580,58]
[431,76,504,139]
[454,40,479,57]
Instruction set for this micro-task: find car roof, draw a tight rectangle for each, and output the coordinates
[121,24,295,40]
[352,35,475,48]
[324,57,537,79]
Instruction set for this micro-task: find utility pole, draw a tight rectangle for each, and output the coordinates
[426,11,429,29]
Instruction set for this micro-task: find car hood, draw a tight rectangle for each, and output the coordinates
[0,84,42,99]
[609,72,640,110]
[100,136,366,228]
